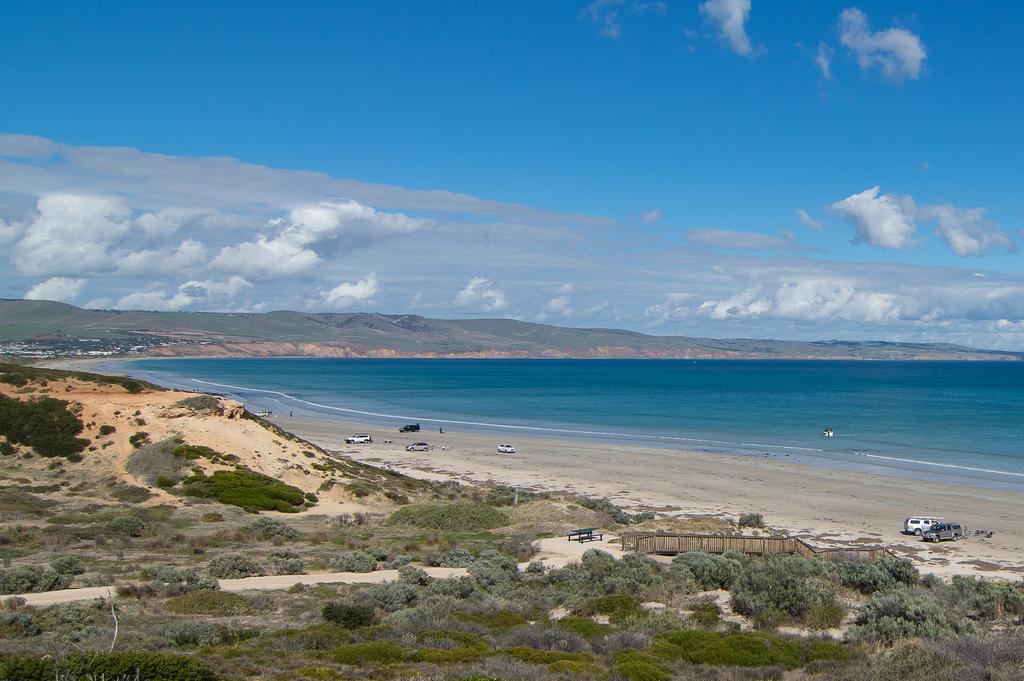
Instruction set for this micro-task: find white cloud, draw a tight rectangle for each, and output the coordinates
[115,289,193,312]
[582,0,623,39]
[83,297,113,309]
[796,208,824,231]
[690,279,902,323]
[455,277,508,313]
[321,273,379,309]
[685,228,804,251]
[24,277,87,303]
[838,7,926,82]
[0,219,21,243]
[115,276,251,311]
[116,239,207,276]
[12,193,133,276]
[815,42,833,79]
[700,0,753,56]
[212,200,424,281]
[178,276,253,300]
[642,209,663,225]
[830,186,917,249]
[923,204,1014,257]
[135,207,208,238]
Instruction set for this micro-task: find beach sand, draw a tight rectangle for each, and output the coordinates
[271,414,1024,580]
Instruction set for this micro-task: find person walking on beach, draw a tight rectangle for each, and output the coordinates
[439,426,444,434]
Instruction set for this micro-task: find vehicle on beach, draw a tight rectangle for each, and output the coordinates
[253,409,272,417]
[406,441,429,451]
[400,423,421,433]
[922,522,965,542]
[903,516,943,536]
[497,443,516,453]
[345,434,372,444]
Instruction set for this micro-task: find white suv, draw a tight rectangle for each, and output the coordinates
[497,444,516,453]
[345,434,372,444]
[903,516,942,536]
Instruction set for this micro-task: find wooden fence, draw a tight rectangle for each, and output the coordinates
[620,532,892,562]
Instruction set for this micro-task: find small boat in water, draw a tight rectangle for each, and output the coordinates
[823,428,834,438]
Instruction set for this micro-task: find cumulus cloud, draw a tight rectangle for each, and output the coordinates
[116,239,207,276]
[642,209,663,225]
[211,200,424,280]
[685,228,805,251]
[115,276,252,311]
[700,0,753,56]
[321,273,379,309]
[838,7,926,82]
[24,277,87,303]
[923,204,1014,257]
[12,193,134,276]
[542,284,576,317]
[830,186,917,249]
[455,277,508,313]
[0,219,21,243]
[815,42,833,79]
[796,209,824,231]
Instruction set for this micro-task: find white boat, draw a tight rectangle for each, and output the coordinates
[823,428,834,438]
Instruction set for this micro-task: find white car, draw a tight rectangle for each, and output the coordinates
[345,434,372,444]
[497,443,516,454]
[406,442,429,452]
[903,516,943,536]
[253,409,271,417]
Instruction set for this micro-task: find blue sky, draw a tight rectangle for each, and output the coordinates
[1,1,1023,348]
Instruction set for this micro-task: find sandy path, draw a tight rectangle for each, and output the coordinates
[14,537,620,606]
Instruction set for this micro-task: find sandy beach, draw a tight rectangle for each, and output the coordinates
[271,413,1024,580]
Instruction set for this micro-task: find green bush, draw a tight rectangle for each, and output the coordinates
[129,431,151,448]
[689,600,723,628]
[0,363,150,394]
[249,516,299,539]
[0,612,41,638]
[730,555,828,619]
[268,551,306,575]
[806,594,847,630]
[49,555,86,576]
[108,514,146,537]
[0,566,71,594]
[839,555,919,594]
[182,468,307,512]
[847,588,972,643]
[332,641,408,665]
[652,630,803,668]
[98,424,116,436]
[0,395,88,458]
[207,553,264,579]
[331,551,377,573]
[322,602,375,628]
[164,590,256,616]
[586,593,642,623]
[386,502,509,531]
[738,513,765,528]
[613,656,671,681]
[671,551,740,590]
[173,395,222,413]
[0,652,217,680]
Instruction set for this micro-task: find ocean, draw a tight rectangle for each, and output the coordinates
[118,358,1024,491]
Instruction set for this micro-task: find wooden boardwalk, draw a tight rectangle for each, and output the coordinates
[620,532,892,562]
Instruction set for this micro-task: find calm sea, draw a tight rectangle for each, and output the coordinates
[119,358,1024,491]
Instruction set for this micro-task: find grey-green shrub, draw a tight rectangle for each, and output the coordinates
[268,551,306,576]
[108,515,146,537]
[671,551,740,590]
[847,588,972,643]
[249,517,298,540]
[0,566,71,594]
[730,555,829,619]
[50,555,86,576]
[207,554,264,579]
[331,551,377,573]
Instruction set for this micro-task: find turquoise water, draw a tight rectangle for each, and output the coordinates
[120,358,1024,490]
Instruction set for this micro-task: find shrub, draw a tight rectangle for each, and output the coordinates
[806,593,847,630]
[207,553,264,579]
[671,551,740,590]
[586,593,642,623]
[173,395,222,413]
[839,555,919,594]
[652,630,803,668]
[576,496,653,524]
[0,652,218,681]
[155,620,257,647]
[331,551,377,573]
[98,424,116,436]
[953,576,1024,620]
[738,513,765,528]
[164,590,256,616]
[689,600,723,628]
[429,547,475,568]
[108,514,146,537]
[398,565,431,585]
[0,611,41,638]
[332,640,408,665]
[268,551,306,575]
[50,555,86,576]
[200,512,224,522]
[322,601,375,628]
[182,468,307,512]
[848,588,972,643]
[0,395,88,458]
[249,517,299,540]
[387,502,509,531]
[730,555,828,619]
[129,431,151,448]
[0,565,72,594]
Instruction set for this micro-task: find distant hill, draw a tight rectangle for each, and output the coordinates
[1,299,1020,360]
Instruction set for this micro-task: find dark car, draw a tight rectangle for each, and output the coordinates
[922,522,965,542]
[399,423,421,433]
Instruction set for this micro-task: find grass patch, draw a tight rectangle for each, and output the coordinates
[387,502,509,531]
[559,616,613,638]
[332,641,408,665]
[648,630,845,669]
[164,590,257,616]
[182,467,308,513]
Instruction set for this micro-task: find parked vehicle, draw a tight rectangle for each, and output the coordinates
[253,409,272,417]
[497,443,516,453]
[399,423,421,433]
[345,434,372,444]
[406,441,429,452]
[903,516,943,536]
[922,522,965,542]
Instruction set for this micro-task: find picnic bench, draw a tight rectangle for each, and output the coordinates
[567,528,603,543]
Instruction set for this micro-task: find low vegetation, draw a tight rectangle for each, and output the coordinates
[0,395,88,459]
[181,468,309,513]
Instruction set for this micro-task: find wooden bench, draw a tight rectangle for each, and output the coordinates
[567,528,604,543]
